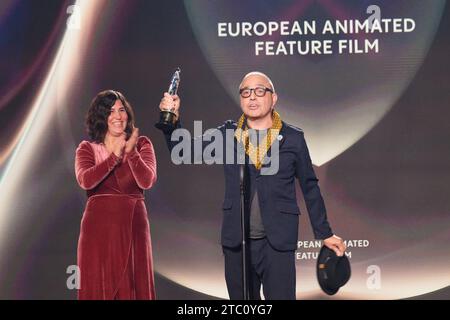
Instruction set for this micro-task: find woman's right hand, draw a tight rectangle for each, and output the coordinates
[111,136,126,158]
[159,92,180,119]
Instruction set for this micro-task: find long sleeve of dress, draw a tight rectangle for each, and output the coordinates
[75,141,121,190]
[126,136,157,190]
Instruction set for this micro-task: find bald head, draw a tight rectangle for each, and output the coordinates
[239,71,275,93]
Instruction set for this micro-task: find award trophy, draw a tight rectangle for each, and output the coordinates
[155,67,181,133]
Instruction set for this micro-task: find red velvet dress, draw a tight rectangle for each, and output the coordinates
[75,136,157,300]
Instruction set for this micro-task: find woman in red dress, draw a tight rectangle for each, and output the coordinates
[75,90,157,299]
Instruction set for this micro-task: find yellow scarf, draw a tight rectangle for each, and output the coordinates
[234,110,283,170]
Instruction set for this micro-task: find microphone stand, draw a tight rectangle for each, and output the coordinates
[238,117,250,300]
[240,163,250,300]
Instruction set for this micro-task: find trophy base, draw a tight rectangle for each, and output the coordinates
[155,110,178,133]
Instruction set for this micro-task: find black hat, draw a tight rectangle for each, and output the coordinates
[316,245,351,295]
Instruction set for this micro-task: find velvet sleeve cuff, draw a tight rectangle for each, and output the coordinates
[75,141,121,190]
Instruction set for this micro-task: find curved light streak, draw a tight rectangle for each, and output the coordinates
[0,0,105,265]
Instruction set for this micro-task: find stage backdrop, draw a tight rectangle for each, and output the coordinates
[0,0,449,299]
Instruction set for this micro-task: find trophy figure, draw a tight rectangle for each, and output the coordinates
[155,67,181,133]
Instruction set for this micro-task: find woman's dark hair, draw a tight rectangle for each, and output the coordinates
[85,90,135,143]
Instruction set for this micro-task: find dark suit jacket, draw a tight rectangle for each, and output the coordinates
[160,120,333,251]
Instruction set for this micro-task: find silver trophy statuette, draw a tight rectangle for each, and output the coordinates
[155,67,181,132]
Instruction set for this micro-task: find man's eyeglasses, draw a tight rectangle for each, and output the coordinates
[239,86,274,98]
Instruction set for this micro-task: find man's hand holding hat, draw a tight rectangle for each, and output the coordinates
[323,234,346,257]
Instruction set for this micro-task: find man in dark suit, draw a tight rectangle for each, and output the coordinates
[158,71,346,300]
